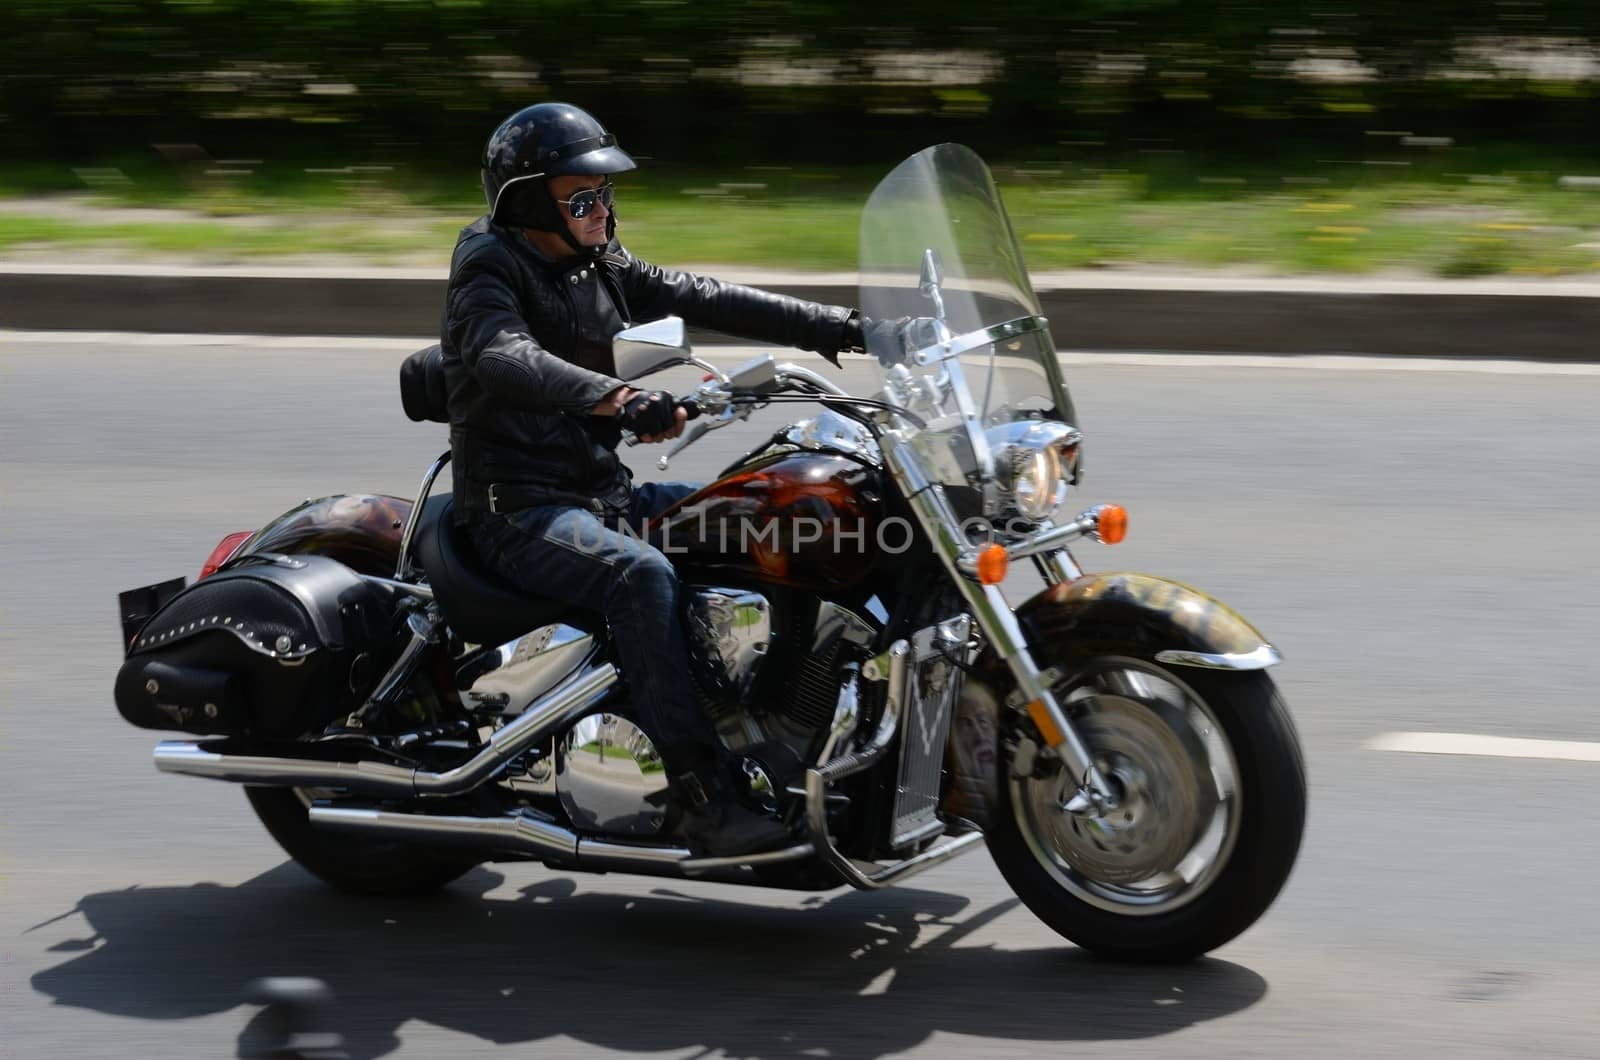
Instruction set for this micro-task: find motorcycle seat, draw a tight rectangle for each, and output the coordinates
[412,496,598,646]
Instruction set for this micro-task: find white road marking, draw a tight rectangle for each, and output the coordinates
[1367,731,1600,762]
[1057,352,1600,375]
[4,330,1600,376]
[0,262,450,281]
[0,329,431,352]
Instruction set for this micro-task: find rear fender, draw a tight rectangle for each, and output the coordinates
[237,494,413,577]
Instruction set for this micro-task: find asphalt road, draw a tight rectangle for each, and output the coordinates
[5,335,1600,1059]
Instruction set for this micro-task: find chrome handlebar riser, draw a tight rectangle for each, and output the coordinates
[654,358,853,468]
[775,363,851,397]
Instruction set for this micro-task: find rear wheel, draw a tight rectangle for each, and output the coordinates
[986,657,1306,962]
[247,787,481,896]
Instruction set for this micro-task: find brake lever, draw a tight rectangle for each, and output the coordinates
[657,419,713,470]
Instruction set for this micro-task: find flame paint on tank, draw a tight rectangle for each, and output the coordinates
[651,451,887,592]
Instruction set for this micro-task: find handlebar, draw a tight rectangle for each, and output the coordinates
[621,397,702,447]
[617,356,866,465]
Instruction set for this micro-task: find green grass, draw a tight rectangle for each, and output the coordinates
[4,153,1600,276]
[0,214,466,263]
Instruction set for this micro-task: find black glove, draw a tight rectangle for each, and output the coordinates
[849,313,941,368]
[620,389,678,436]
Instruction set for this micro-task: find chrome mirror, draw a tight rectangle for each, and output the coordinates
[727,353,778,394]
[613,316,691,380]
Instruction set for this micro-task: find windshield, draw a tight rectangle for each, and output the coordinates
[859,144,1077,516]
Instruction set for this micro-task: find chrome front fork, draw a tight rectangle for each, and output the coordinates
[1033,550,1082,585]
[883,437,1118,811]
[959,580,1118,811]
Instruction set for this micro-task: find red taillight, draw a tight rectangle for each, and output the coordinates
[199,530,255,579]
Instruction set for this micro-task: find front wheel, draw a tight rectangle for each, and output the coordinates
[247,787,482,896]
[985,657,1306,962]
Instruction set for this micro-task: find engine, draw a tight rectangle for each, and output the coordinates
[472,587,878,840]
[685,587,875,743]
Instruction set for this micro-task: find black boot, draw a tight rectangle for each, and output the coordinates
[671,769,792,857]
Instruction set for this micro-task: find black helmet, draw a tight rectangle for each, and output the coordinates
[481,102,636,243]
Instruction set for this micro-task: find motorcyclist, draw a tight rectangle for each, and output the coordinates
[440,102,875,856]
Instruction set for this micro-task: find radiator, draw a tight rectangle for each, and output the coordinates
[890,615,973,849]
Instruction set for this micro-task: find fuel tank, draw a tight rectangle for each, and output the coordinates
[652,451,888,593]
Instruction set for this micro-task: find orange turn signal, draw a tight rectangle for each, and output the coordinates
[1096,504,1128,544]
[976,543,1009,585]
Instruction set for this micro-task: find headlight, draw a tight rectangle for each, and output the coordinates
[1012,445,1063,520]
[987,421,1082,523]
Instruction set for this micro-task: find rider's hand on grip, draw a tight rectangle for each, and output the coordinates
[860,315,942,368]
[620,389,679,437]
[621,397,699,446]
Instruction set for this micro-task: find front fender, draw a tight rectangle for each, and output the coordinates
[1016,572,1281,672]
[941,572,1279,829]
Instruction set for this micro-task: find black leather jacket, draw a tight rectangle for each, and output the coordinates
[440,217,857,520]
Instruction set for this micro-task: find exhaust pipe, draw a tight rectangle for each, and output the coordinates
[154,664,618,798]
[310,805,579,860]
[308,804,815,877]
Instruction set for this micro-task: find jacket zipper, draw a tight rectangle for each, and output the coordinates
[554,274,600,488]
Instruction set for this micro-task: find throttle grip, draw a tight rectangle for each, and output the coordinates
[622,398,701,446]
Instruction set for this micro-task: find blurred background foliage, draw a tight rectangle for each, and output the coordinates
[4,0,1598,167]
[3,1,1599,274]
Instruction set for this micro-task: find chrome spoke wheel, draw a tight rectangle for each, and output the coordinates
[1010,659,1241,916]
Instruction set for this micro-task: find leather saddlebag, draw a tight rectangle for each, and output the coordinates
[114,554,393,737]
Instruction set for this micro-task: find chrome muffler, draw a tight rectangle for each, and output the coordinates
[307,804,814,878]
[153,664,619,798]
[310,805,580,860]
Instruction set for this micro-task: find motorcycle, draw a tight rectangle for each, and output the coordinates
[113,144,1305,962]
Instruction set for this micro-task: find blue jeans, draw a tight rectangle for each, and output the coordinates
[466,482,718,773]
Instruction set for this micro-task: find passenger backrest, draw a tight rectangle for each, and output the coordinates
[399,344,450,423]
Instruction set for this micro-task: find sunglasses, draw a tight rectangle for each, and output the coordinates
[553,182,615,220]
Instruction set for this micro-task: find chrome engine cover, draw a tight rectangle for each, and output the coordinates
[684,587,771,702]
[458,624,598,715]
[556,713,670,836]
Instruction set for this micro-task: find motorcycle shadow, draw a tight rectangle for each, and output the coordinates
[31,863,1267,1059]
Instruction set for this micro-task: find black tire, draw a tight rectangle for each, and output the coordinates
[246,787,481,897]
[986,661,1306,963]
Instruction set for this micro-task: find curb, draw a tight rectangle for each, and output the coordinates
[2,266,1598,359]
